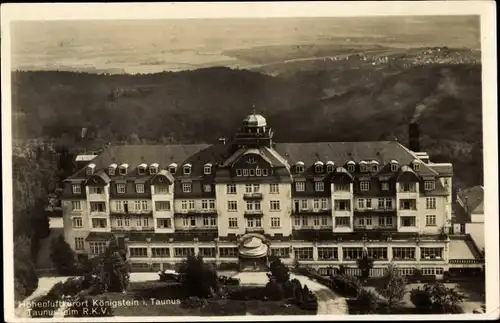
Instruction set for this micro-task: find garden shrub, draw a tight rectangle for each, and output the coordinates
[265,280,285,301]
[410,283,465,314]
[352,288,379,314]
[182,296,208,309]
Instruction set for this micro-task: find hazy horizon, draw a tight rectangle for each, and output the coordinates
[11,16,480,74]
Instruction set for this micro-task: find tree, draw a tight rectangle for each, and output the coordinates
[178,255,219,298]
[50,235,79,275]
[269,258,290,284]
[92,238,130,293]
[356,252,374,281]
[411,283,464,314]
[14,236,39,302]
[376,264,407,312]
[354,289,379,314]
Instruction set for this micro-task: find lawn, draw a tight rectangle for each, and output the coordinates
[85,281,315,316]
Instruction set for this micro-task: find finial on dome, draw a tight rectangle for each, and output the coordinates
[252,104,256,115]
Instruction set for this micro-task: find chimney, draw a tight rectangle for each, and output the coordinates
[409,122,420,152]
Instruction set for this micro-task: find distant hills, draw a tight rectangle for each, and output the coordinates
[11,54,482,189]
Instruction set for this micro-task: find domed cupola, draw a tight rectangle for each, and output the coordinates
[234,107,274,149]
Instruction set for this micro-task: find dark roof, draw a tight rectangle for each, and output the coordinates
[66,141,448,181]
[457,185,484,214]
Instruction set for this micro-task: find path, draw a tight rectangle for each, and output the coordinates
[14,276,72,318]
[232,272,348,315]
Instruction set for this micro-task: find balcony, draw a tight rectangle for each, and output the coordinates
[246,228,265,234]
[354,226,398,233]
[111,226,155,232]
[243,192,263,200]
[292,209,331,215]
[354,208,396,214]
[174,209,217,215]
[244,210,264,217]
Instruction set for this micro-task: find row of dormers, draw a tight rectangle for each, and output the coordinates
[85,159,425,177]
[295,159,423,174]
[86,162,215,176]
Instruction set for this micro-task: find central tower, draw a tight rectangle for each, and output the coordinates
[233,111,274,149]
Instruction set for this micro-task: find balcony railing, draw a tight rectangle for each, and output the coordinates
[244,210,264,216]
[449,259,485,264]
[110,211,153,216]
[354,226,398,232]
[111,226,155,232]
[246,228,265,234]
[174,210,217,216]
[292,209,331,215]
[243,192,263,200]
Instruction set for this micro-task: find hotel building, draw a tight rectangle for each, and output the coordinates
[61,113,484,276]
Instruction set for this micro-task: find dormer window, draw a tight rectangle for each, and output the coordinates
[204,163,212,175]
[119,164,129,176]
[137,163,147,175]
[86,163,96,175]
[314,161,324,173]
[347,161,356,173]
[371,160,379,172]
[108,163,117,176]
[390,160,399,172]
[168,163,178,174]
[359,161,368,172]
[412,160,421,172]
[424,180,435,191]
[183,164,192,175]
[326,161,335,173]
[296,161,305,173]
[149,163,159,175]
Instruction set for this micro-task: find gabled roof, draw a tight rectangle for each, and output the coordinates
[457,185,484,214]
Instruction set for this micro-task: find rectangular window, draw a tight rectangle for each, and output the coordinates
[249,169,255,176]
[202,199,209,209]
[135,184,145,193]
[342,247,364,260]
[313,217,319,226]
[228,201,238,211]
[90,202,106,213]
[182,183,192,193]
[315,182,325,192]
[181,200,188,210]
[295,182,305,192]
[72,217,83,228]
[381,182,389,191]
[334,200,351,211]
[72,184,81,194]
[228,217,238,228]
[236,169,243,177]
[262,169,269,176]
[203,216,217,227]
[366,199,372,208]
[379,216,393,226]
[208,199,215,210]
[400,183,416,192]
[152,247,170,258]
[242,169,249,176]
[334,183,349,191]
[378,198,385,209]
[270,200,280,211]
[357,198,365,209]
[188,200,195,209]
[89,242,107,255]
[75,237,85,250]
[385,198,392,209]
[313,199,320,210]
[401,216,416,227]
[318,247,338,261]
[92,219,107,229]
[157,218,172,229]
[204,166,212,175]
[424,181,435,191]
[270,184,279,194]
[116,184,126,194]
[245,184,252,193]
[256,168,262,176]
[360,181,370,191]
[174,247,195,258]
[320,198,327,209]
[335,217,350,227]
[392,247,416,260]
[71,201,82,211]
[199,247,216,258]
[89,187,103,194]
[294,216,301,226]
[271,217,281,228]
[247,217,262,228]
[426,215,437,226]
[156,185,169,194]
[421,248,444,260]
[294,247,313,260]
[219,247,238,257]
[367,247,388,260]
[301,216,308,226]
[399,199,416,210]
[155,201,171,211]
[321,216,328,226]
[426,198,436,209]
[271,247,290,258]
[203,184,212,192]
[227,184,237,194]
[301,200,308,210]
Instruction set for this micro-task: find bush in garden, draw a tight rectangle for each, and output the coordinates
[265,277,285,301]
[376,264,407,312]
[269,258,290,284]
[50,235,80,276]
[333,274,362,297]
[178,255,220,298]
[410,283,465,314]
[353,289,379,314]
[356,253,374,281]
